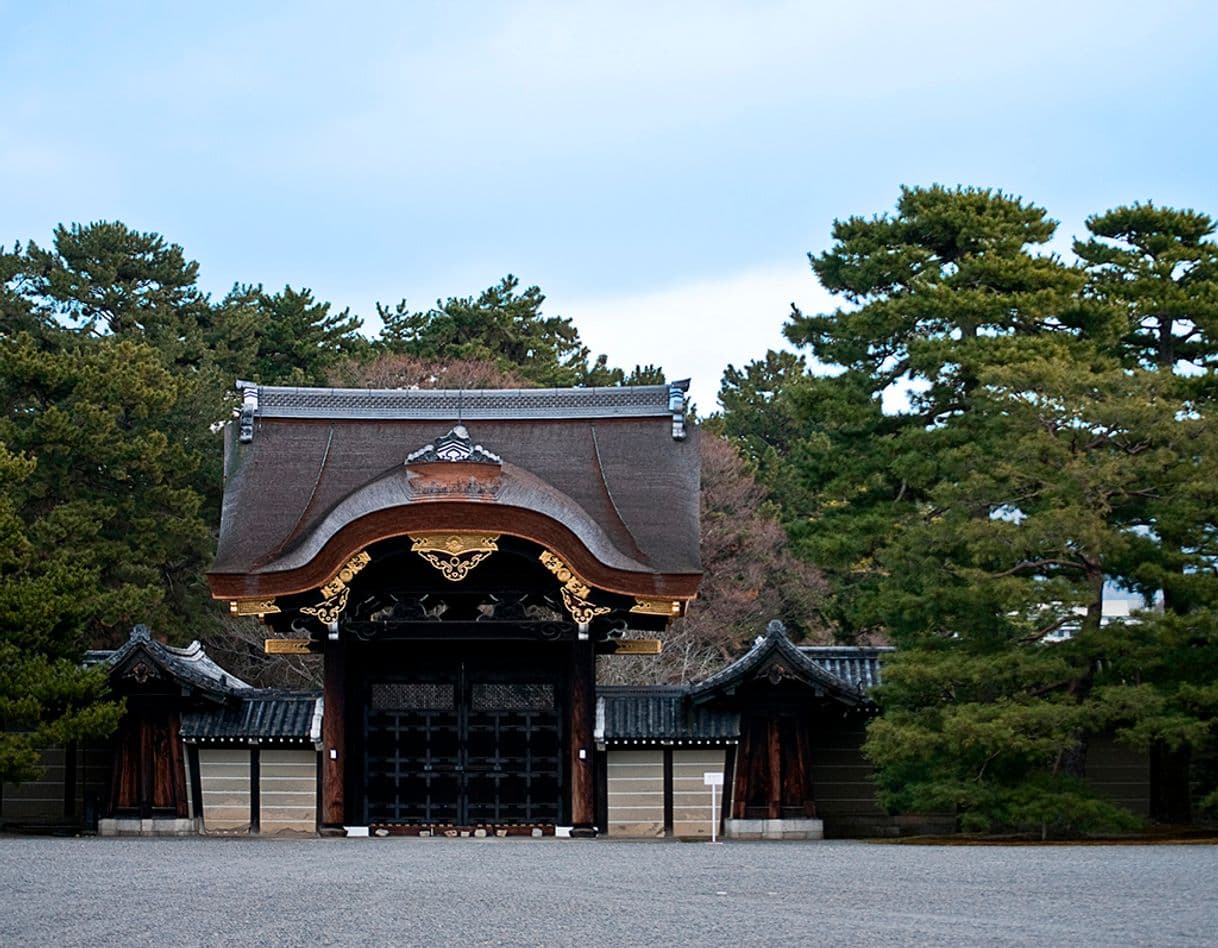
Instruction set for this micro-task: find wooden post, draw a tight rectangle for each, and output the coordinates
[732,723,751,819]
[767,717,782,820]
[569,638,596,836]
[322,640,346,829]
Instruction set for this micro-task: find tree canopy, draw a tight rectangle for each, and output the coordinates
[719,187,1218,833]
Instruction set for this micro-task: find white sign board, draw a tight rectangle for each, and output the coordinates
[704,772,725,844]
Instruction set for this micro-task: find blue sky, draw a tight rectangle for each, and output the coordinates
[3,1,1217,407]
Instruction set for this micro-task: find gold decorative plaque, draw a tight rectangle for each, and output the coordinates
[410,533,500,582]
[599,639,663,656]
[264,638,316,655]
[630,597,685,617]
[229,598,280,617]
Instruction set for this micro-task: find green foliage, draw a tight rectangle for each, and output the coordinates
[0,333,213,641]
[221,284,366,385]
[1076,202,1218,372]
[24,221,215,366]
[375,275,633,388]
[0,442,124,782]
[721,186,1218,831]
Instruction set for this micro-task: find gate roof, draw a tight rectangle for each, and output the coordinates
[207,382,702,601]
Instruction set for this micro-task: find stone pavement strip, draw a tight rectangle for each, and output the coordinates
[1,836,1215,947]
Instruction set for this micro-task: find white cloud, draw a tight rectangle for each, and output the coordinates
[559,260,839,411]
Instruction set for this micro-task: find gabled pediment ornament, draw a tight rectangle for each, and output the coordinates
[405,425,501,465]
[126,660,156,685]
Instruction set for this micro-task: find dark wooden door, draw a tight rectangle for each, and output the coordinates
[109,707,187,818]
[363,663,561,825]
[731,712,816,820]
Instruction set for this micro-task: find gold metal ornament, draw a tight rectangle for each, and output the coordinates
[301,587,350,625]
[537,551,592,599]
[264,638,316,655]
[599,639,663,655]
[560,587,612,625]
[629,597,685,617]
[229,598,280,617]
[319,551,372,599]
[411,533,500,582]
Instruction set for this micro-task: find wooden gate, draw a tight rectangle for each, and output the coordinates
[363,663,561,825]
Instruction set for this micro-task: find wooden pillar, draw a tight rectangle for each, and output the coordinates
[569,638,596,835]
[767,717,782,820]
[322,640,346,829]
[794,715,816,818]
[731,723,751,819]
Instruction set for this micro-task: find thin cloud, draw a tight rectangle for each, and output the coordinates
[560,260,838,410]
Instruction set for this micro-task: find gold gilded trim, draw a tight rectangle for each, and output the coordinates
[319,551,372,599]
[301,587,350,625]
[538,551,592,599]
[264,638,315,655]
[560,587,612,625]
[600,639,663,655]
[411,533,500,582]
[630,597,684,617]
[229,599,280,617]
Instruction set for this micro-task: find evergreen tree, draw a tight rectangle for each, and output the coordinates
[24,222,215,367]
[227,284,365,386]
[375,275,628,387]
[721,186,1190,832]
[1075,205,1218,820]
[0,332,213,642]
[0,440,124,782]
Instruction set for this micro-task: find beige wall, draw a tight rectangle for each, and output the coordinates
[260,749,317,835]
[606,749,664,837]
[199,748,251,832]
[672,748,725,838]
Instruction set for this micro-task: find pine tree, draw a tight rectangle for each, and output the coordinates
[375,275,625,388]
[1075,205,1218,820]
[0,441,123,782]
[721,186,1186,832]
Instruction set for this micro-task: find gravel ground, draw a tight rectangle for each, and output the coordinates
[1,836,1215,947]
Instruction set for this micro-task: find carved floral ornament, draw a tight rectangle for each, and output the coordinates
[537,551,613,624]
[298,551,373,628]
[411,533,500,582]
[538,550,591,599]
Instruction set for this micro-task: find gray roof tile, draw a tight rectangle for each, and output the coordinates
[800,646,893,691]
[180,691,322,744]
[595,687,739,743]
